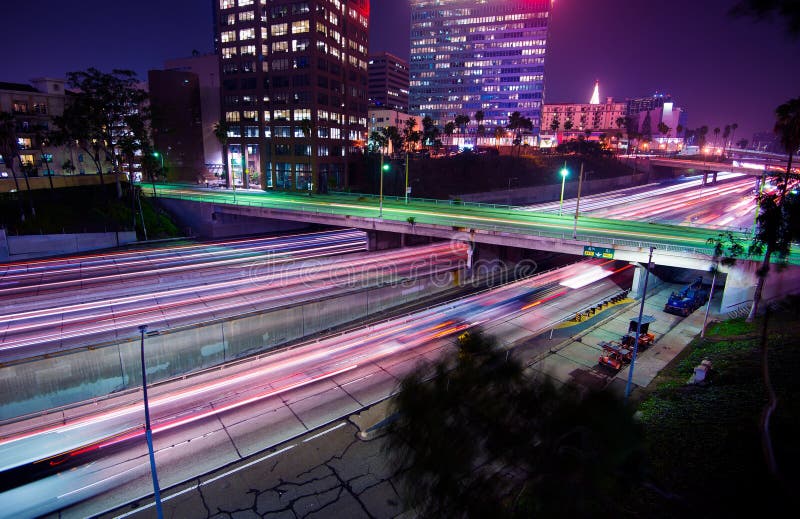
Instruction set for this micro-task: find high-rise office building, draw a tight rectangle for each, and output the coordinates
[213,0,370,192]
[368,52,409,113]
[409,0,552,135]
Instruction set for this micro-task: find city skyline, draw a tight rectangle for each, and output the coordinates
[1,0,798,141]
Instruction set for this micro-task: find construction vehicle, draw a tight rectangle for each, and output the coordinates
[664,277,709,316]
[598,340,632,371]
[597,316,657,372]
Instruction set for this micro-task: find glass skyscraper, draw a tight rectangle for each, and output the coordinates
[409,0,552,134]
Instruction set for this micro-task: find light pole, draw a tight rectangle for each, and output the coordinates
[572,162,584,239]
[624,246,655,402]
[152,151,163,197]
[558,162,568,216]
[378,154,389,217]
[404,151,410,205]
[139,325,164,519]
[507,176,519,206]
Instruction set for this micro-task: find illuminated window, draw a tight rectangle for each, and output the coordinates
[291,20,310,34]
[221,30,236,43]
[272,41,288,53]
[243,110,258,121]
[238,10,254,21]
[220,0,234,9]
[293,109,311,121]
[226,111,240,122]
[237,0,253,6]
[222,47,237,59]
[239,28,255,40]
[274,109,290,120]
[271,23,288,36]
[240,45,256,56]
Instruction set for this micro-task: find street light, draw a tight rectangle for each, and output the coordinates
[558,162,569,216]
[404,151,410,205]
[624,246,655,402]
[152,151,163,197]
[572,162,584,239]
[139,325,164,519]
[378,155,389,217]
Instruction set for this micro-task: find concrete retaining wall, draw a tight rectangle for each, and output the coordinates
[158,197,310,239]
[0,272,455,420]
[0,173,126,193]
[0,231,138,261]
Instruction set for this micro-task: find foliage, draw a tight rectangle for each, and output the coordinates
[635,308,800,517]
[730,0,800,37]
[384,330,645,519]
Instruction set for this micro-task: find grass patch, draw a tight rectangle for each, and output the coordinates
[632,308,800,517]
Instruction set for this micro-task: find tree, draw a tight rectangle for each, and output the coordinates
[641,111,653,141]
[494,126,506,149]
[384,330,645,518]
[563,119,574,131]
[421,116,438,147]
[507,111,532,156]
[730,123,739,151]
[454,114,470,138]
[213,120,231,187]
[730,0,800,37]
[698,125,710,149]
[32,124,54,190]
[712,127,721,150]
[403,118,421,154]
[56,68,148,198]
[0,111,34,220]
[550,118,560,132]
[444,121,456,142]
[676,124,684,137]
[657,122,671,138]
[474,110,485,139]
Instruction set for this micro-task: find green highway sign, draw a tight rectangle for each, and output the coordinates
[584,246,614,259]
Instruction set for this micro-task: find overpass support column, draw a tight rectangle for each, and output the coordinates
[630,262,663,300]
[712,171,718,184]
[701,171,708,186]
[367,231,403,251]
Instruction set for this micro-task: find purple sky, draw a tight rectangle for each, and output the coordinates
[2,0,797,141]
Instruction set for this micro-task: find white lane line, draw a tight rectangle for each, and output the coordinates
[112,444,297,519]
[302,422,347,443]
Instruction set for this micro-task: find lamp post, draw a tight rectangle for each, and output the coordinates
[572,162,584,239]
[378,154,389,217]
[139,325,164,519]
[404,151,410,205]
[624,246,655,402]
[152,151,163,197]
[558,162,568,216]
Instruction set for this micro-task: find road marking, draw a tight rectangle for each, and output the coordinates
[302,422,347,443]
[111,444,297,519]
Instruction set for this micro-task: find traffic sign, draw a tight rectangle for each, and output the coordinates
[583,246,614,259]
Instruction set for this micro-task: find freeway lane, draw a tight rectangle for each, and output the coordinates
[0,240,465,363]
[145,183,766,257]
[0,259,632,518]
[521,173,759,230]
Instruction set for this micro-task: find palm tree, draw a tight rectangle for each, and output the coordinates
[730,122,739,150]
[746,97,800,323]
[33,125,54,190]
[474,110,485,142]
[658,122,671,138]
[723,124,732,155]
[712,127,721,151]
[213,120,231,188]
[444,121,456,145]
[507,111,532,156]
[550,118,560,133]
[493,126,506,150]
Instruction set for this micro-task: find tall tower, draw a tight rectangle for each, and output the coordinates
[213,0,370,192]
[590,80,600,105]
[409,0,552,134]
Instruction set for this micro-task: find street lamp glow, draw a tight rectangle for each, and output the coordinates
[559,163,568,216]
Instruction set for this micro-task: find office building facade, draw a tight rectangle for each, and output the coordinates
[214,0,370,191]
[409,0,551,134]
[368,52,409,112]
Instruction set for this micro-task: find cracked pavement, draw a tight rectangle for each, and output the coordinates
[96,416,408,519]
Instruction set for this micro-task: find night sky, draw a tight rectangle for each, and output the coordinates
[2,0,797,141]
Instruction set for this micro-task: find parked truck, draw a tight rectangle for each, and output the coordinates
[664,277,709,316]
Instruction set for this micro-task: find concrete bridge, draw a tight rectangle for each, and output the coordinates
[150,183,800,317]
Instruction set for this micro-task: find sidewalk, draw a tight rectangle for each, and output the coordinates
[524,283,711,398]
